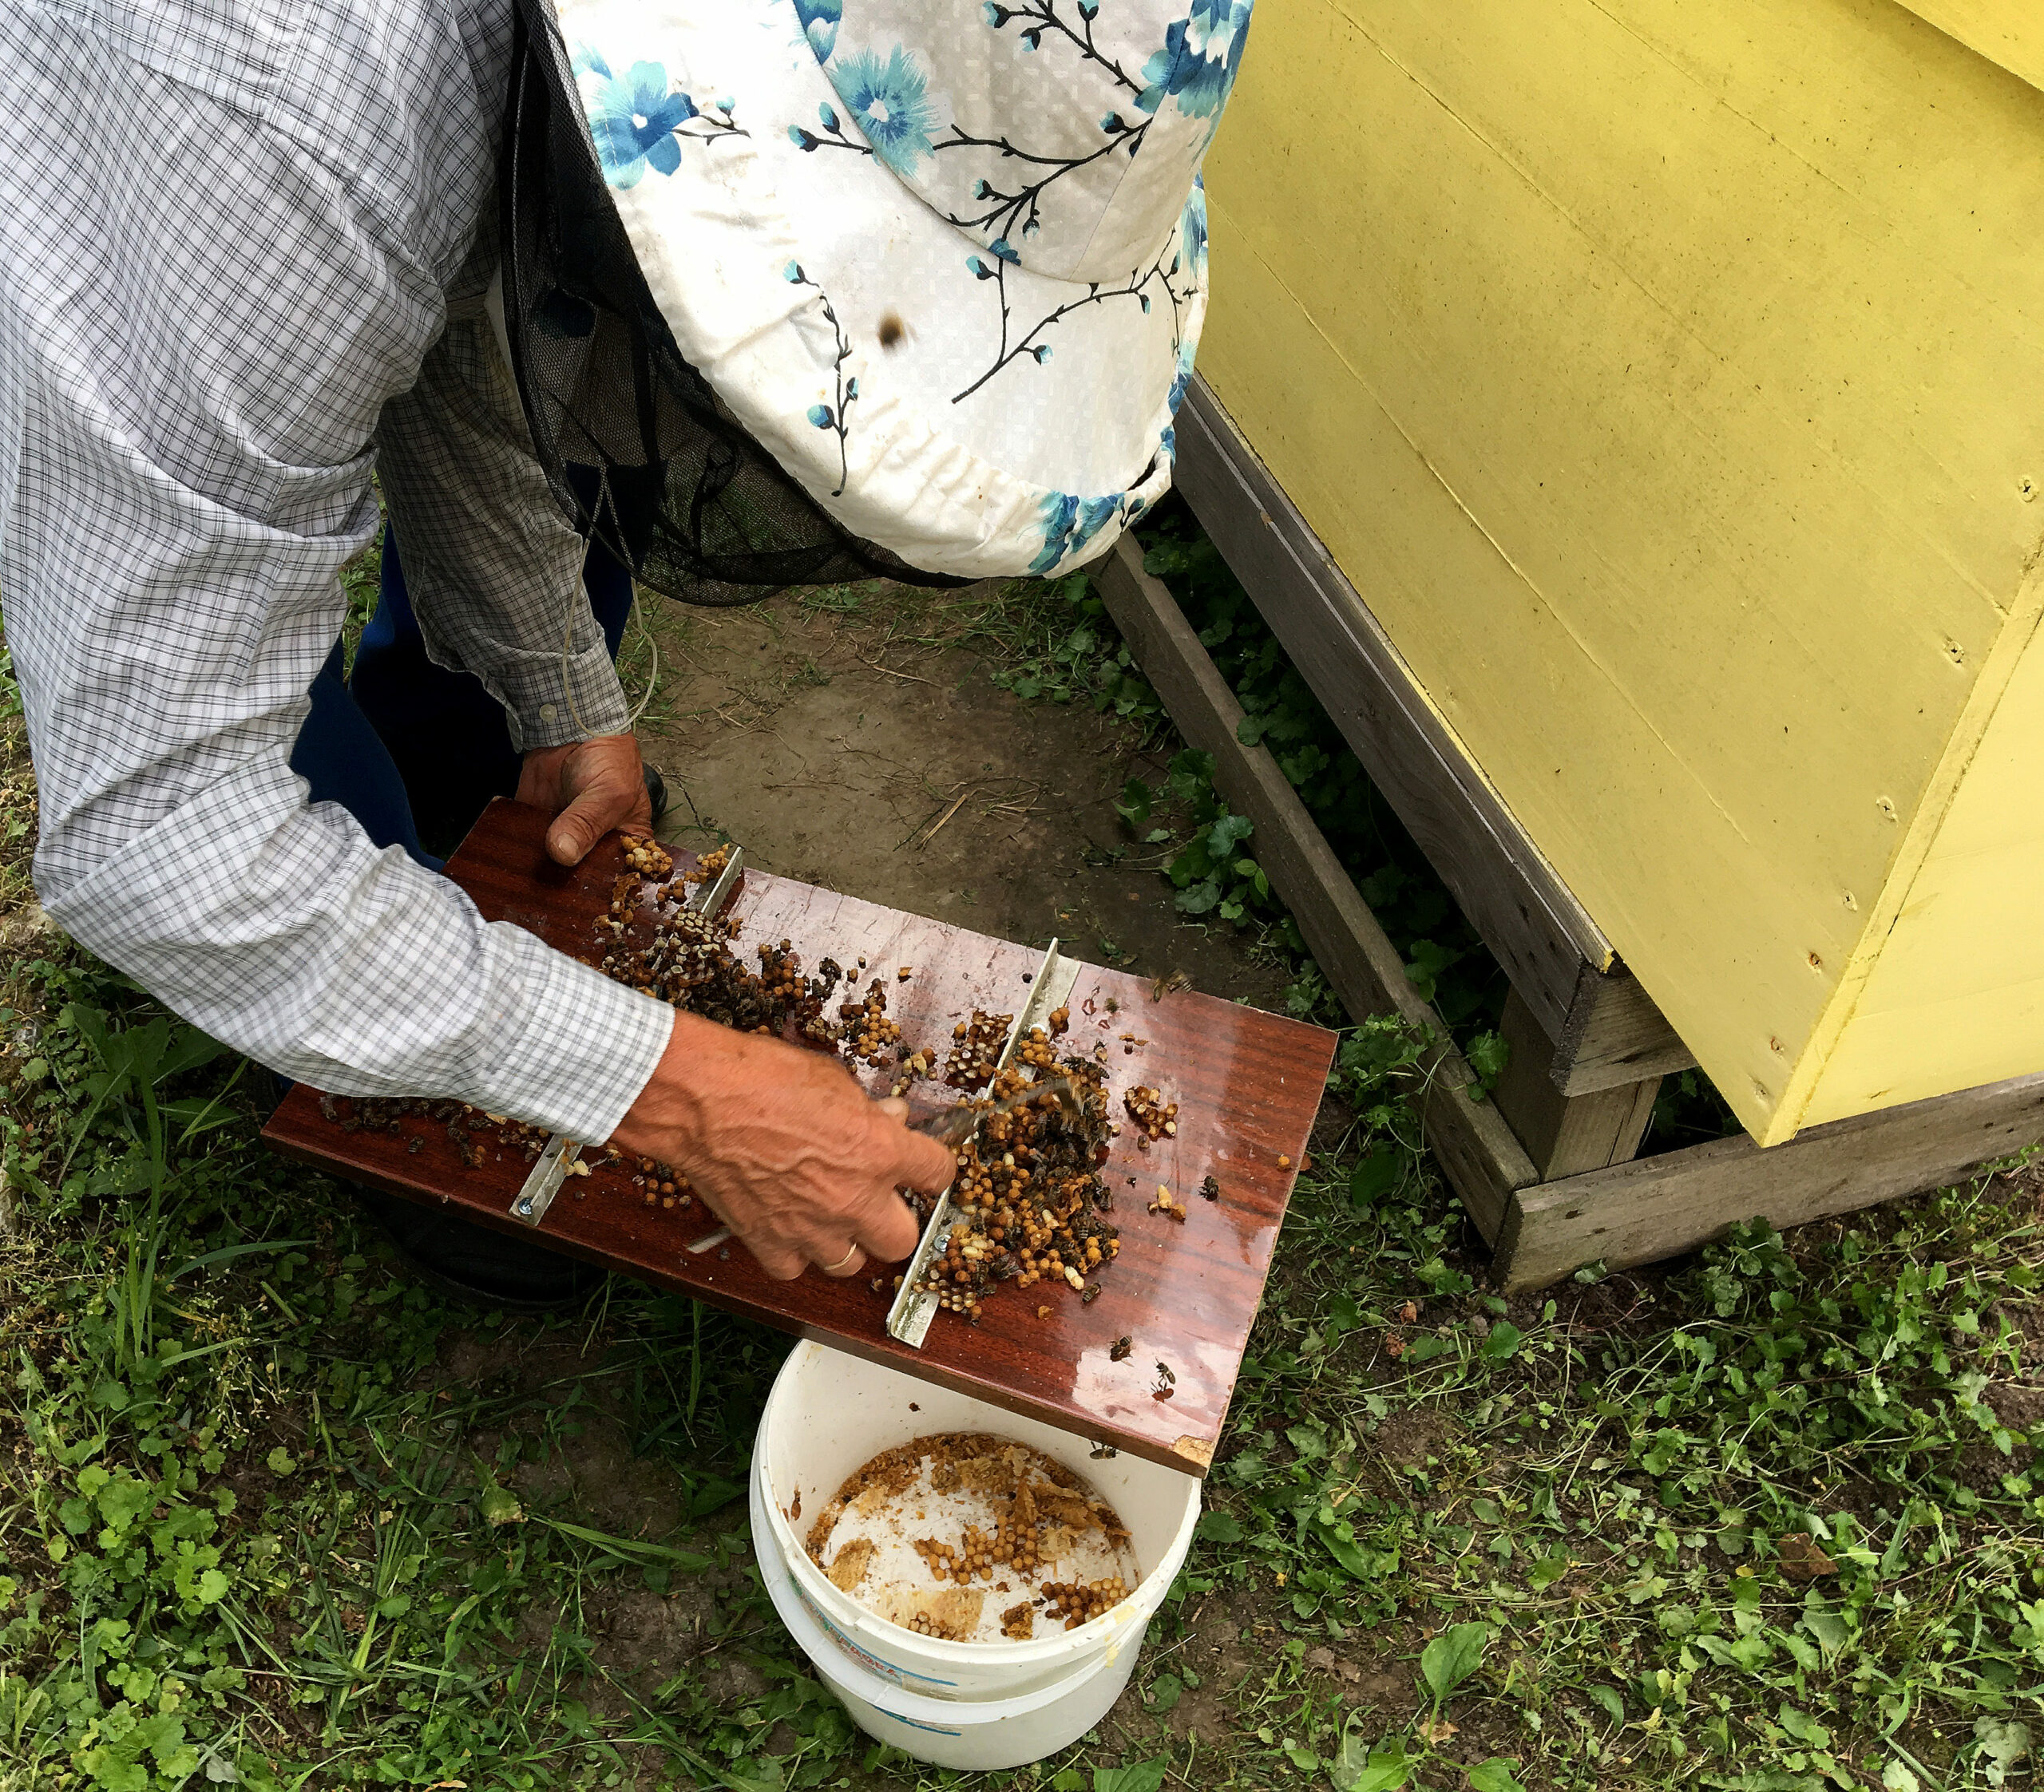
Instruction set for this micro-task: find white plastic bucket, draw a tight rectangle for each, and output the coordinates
[750,1341,1201,1770]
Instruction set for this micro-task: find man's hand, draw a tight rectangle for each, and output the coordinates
[609,1012,954,1280]
[517,734,652,866]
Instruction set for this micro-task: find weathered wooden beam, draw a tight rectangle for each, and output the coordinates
[1491,987,1660,1180]
[1173,378,1695,1098]
[1491,1072,2044,1292]
[1551,962,1697,1096]
[1092,533,1537,1240]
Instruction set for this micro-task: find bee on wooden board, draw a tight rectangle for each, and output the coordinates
[1150,968,1192,1001]
[1109,1335,1133,1363]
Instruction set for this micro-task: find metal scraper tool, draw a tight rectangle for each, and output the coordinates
[511,844,745,1228]
[885,938,1082,1347]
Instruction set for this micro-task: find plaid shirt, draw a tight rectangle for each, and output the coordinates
[0,0,675,1142]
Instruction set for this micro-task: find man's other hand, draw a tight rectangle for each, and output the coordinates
[517,734,652,865]
[608,1014,956,1280]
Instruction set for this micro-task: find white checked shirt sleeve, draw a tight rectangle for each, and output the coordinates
[0,0,671,1141]
[376,305,634,750]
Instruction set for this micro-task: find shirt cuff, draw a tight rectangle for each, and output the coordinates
[482,641,635,753]
[479,920,675,1141]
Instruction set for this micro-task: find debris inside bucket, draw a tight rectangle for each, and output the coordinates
[802,1434,1138,1644]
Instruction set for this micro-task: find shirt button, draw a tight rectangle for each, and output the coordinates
[538,702,558,723]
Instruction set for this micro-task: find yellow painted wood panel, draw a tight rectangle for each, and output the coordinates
[1894,2,2044,95]
[1198,0,2044,1141]
[1801,603,2044,1124]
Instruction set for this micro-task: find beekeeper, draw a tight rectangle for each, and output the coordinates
[0,0,1248,1302]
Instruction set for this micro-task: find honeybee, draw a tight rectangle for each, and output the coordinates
[1149,968,1191,1001]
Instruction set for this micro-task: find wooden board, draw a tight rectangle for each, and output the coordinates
[1092,534,1536,1240]
[1492,1072,2044,1292]
[1491,989,1658,1181]
[1197,0,2044,1141]
[1175,379,1693,1099]
[262,801,1335,1476]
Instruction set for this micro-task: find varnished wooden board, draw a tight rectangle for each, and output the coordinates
[262,801,1335,1475]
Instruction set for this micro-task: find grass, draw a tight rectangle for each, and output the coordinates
[3,560,2044,1792]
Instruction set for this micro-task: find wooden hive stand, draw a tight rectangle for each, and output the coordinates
[1093,380,2044,1290]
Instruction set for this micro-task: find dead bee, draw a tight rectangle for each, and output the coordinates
[1150,968,1192,1001]
[1199,1173,1221,1202]
[1080,1282,1102,1304]
[1090,1442,1119,1460]
[1155,1360,1176,1386]
[1109,1335,1133,1363]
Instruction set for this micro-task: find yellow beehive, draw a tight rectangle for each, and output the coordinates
[1196,0,2044,1146]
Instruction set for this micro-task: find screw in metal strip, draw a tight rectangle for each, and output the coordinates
[511,1133,580,1228]
[995,940,1079,1075]
[885,1190,955,1347]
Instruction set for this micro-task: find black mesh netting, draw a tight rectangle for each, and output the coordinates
[501,0,961,605]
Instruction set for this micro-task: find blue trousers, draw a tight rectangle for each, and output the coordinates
[290,465,663,864]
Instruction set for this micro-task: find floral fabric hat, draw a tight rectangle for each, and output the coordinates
[545,0,1253,580]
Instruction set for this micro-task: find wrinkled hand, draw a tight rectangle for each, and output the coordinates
[609,1013,954,1280]
[517,734,651,866]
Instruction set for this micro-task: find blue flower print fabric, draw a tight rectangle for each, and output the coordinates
[831,45,939,176]
[550,0,1249,580]
[794,0,1254,287]
[794,0,842,58]
[1136,0,1252,121]
[1031,491,1124,575]
[574,49,742,188]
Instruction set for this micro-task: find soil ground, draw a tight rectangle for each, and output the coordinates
[631,583,1290,1011]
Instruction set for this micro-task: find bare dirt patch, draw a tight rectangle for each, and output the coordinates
[635,587,1291,1010]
